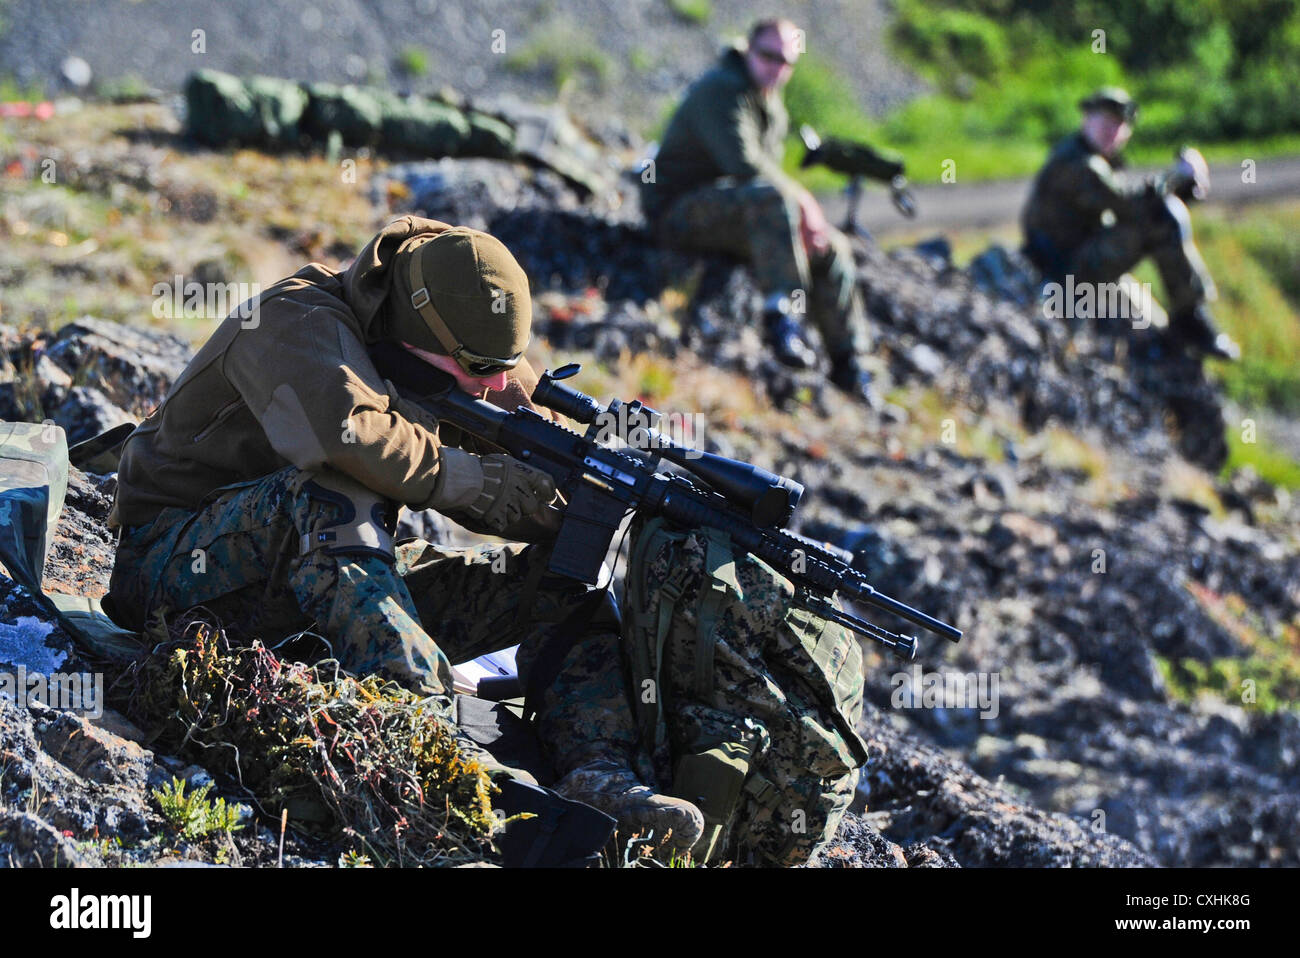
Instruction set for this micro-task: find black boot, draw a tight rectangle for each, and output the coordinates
[762,304,817,370]
[829,354,882,408]
[1172,304,1240,361]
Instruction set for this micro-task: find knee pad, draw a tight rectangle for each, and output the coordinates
[294,468,396,563]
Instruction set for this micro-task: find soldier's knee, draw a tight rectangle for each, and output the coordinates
[746,181,801,232]
[293,467,396,564]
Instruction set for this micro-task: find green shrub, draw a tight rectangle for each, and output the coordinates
[152,777,246,842]
[881,0,1300,152]
[889,0,1010,86]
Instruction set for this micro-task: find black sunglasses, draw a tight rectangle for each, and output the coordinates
[453,344,523,378]
[752,47,795,67]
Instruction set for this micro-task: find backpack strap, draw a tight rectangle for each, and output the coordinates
[692,528,741,701]
[625,517,683,752]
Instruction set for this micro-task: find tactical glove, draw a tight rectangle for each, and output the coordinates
[427,447,559,536]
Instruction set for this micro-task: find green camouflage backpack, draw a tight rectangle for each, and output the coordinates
[624,515,869,866]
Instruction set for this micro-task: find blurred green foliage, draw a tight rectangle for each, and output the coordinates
[505,20,616,93]
[785,0,1300,184]
[889,0,1300,142]
[396,46,430,78]
[667,0,712,26]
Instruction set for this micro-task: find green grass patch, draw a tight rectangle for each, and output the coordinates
[629,47,654,74]
[1158,653,1300,714]
[667,0,712,26]
[1222,427,1300,491]
[0,73,45,102]
[778,0,1300,188]
[396,46,430,78]
[1157,582,1300,714]
[505,21,617,94]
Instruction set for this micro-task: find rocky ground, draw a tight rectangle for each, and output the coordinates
[3,121,1299,867]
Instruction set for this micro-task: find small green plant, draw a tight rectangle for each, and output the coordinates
[628,47,654,74]
[0,73,45,102]
[338,850,374,867]
[667,0,712,26]
[95,73,152,103]
[152,777,245,841]
[396,46,430,78]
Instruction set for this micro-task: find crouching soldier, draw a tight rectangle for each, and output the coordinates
[1021,86,1240,360]
[107,216,867,865]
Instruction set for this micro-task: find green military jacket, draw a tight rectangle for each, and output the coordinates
[1020,130,1165,276]
[641,44,798,220]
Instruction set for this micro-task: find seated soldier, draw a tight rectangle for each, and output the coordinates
[106,216,868,865]
[1021,86,1240,360]
[642,17,881,406]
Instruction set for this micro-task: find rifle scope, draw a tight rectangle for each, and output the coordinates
[534,365,804,527]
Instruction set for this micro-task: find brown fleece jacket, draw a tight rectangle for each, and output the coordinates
[111,216,548,529]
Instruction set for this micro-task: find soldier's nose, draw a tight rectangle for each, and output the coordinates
[481,370,509,393]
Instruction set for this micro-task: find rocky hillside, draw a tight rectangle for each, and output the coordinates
[0,0,923,137]
[2,101,1298,868]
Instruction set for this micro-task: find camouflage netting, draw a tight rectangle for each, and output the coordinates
[118,613,500,867]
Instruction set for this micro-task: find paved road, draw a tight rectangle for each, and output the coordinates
[823,155,1300,238]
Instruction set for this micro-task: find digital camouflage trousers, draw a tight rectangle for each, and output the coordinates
[108,466,870,865]
[107,465,637,776]
[654,178,872,359]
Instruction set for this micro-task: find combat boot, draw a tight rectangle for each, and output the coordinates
[1173,304,1240,361]
[762,302,817,369]
[829,354,883,409]
[552,759,705,849]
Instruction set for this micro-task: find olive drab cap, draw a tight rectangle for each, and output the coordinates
[1079,86,1137,122]
[390,227,532,361]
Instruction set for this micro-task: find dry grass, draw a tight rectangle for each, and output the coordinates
[120,613,501,867]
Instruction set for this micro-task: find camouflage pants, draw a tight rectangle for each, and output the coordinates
[107,465,637,775]
[1050,195,1214,318]
[108,467,868,864]
[654,178,872,358]
[625,517,868,866]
